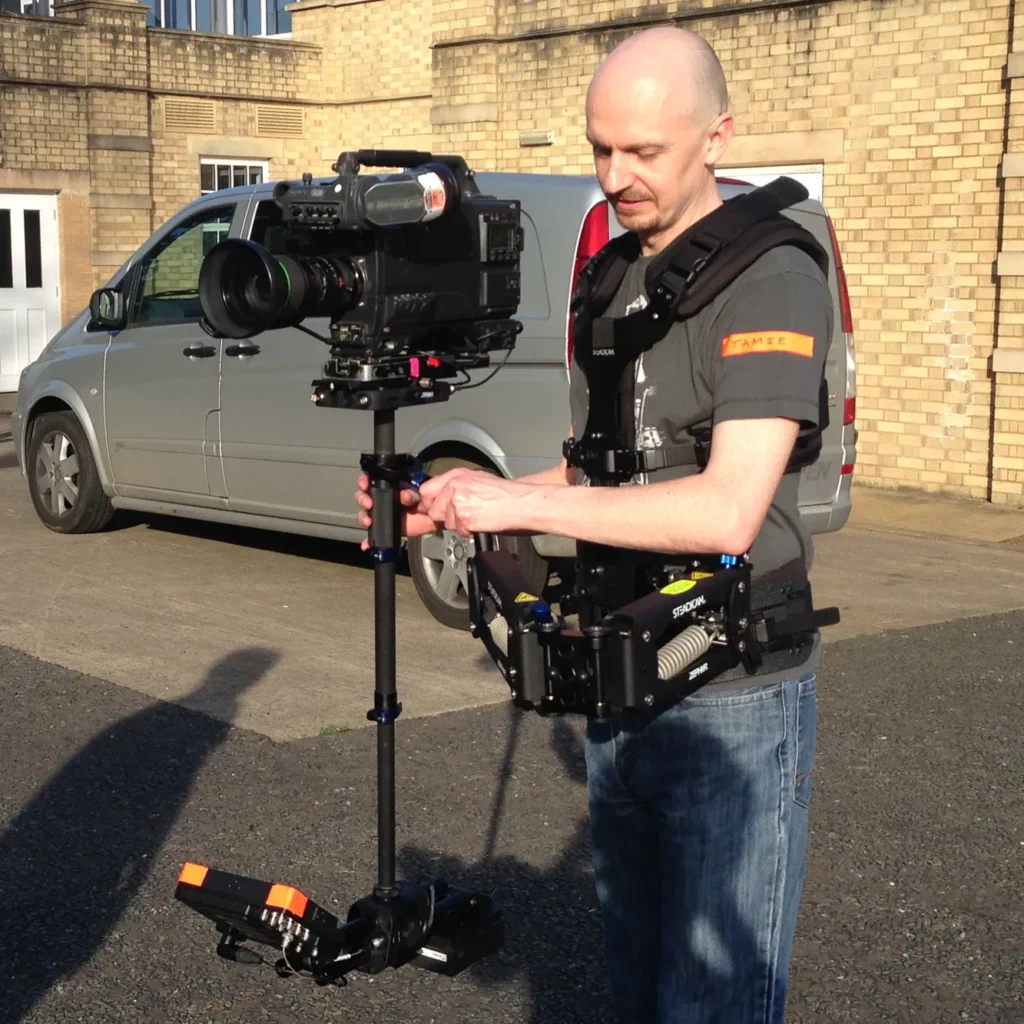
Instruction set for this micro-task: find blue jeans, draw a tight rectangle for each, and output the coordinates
[585,673,817,1024]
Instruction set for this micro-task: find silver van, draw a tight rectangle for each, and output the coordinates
[11,171,857,629]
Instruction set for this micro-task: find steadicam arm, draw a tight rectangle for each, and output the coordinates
[468,541,764,720]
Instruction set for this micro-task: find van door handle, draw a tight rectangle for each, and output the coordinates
[183,342,217,359]
[225,342,261,358]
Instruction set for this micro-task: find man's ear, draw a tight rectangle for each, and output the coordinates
[706,112,736,167]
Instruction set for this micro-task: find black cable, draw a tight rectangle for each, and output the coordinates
[296,324,332,344]
[452,346,514,392]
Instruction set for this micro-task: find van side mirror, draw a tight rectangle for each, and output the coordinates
[89,288,126,330]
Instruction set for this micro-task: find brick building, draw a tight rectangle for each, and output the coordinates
[1,0,1023,503]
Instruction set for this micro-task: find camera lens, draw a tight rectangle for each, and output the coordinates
[199,239,290,339]
[199,240,360,339]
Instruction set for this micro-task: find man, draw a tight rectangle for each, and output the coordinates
[357,26,830,1024]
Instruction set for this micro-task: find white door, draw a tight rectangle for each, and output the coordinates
[717,164,824,202]
[0,193,61,392]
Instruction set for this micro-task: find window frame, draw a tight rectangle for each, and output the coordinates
[137,0,291,35]
[199,158,270,197]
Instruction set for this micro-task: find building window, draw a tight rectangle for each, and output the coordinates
[1,0,53,14]
[199,159,269,195]
[7,0,289,31]
[136,0,290,34]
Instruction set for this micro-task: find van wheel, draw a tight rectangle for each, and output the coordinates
[407,455,550,632]
[26,411,114,534]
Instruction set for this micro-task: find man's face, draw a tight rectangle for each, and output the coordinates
[586,79,714,243]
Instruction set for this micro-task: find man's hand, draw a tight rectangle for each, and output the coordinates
[417,469,540,537]
[354,473,437,552]
[355,455,572,552]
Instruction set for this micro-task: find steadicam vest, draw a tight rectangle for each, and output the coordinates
[564,176,832,485]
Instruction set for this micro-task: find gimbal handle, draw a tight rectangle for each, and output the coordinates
[367,462,492,560]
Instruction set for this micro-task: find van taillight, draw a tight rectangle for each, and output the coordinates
[825,214,854,334]
[566,201,610,370]
[844,396,855,426]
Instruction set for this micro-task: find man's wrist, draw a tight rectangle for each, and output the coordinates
[518,481,575,537]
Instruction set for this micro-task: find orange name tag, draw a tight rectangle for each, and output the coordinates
[721,332,814,358]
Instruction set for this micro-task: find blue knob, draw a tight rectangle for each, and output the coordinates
[409,471,430,490]
[531,601,552,623]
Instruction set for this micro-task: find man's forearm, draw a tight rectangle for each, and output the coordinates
[518,473,749,555]
[515,460,575,488]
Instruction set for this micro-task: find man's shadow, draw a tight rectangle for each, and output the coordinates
[0,646,280,1023]
[400,711,614,1024]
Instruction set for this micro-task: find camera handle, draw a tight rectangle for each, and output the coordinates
[332,150,477,194]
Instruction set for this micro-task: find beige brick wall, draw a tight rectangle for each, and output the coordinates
[287,0,434,159]
[0,86,91,173]
[289,0,431,101]
[148,28,322,100]
[56,189,93,322]
[992,372,1024,495]
[3,0,1022,502]
[0,10,84,82]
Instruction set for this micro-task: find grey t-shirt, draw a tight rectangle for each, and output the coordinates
[569,242,833,687]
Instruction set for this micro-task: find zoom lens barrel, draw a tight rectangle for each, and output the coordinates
[198,239,359,339]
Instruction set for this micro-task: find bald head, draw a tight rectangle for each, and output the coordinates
[588,27,729,132]
[584,27,735,254]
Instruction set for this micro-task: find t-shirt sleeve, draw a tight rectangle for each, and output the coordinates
[709,268,831,429]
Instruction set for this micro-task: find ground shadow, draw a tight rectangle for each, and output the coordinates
[401,699,777,1024]
[399,712,614,1024]
[0,646,280,1023]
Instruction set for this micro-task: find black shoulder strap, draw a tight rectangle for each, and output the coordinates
[571,231,639,315]
[646,177,830,322]
[578,177,829,329]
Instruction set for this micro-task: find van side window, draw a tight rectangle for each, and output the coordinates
[128,205,235,327]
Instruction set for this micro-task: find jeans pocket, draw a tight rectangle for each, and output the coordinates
[793,676,817,810]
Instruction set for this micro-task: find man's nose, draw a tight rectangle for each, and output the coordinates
[603,153,635,195]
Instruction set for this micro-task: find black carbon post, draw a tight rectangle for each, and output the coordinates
[369,409,399,899]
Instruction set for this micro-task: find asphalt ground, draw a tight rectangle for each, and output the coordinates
[1,609,1021,1024]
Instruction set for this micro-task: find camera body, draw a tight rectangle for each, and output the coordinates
[198,150,524,365]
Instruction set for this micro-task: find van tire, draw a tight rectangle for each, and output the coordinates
[26,411,115,534]
[408,455,550,632]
